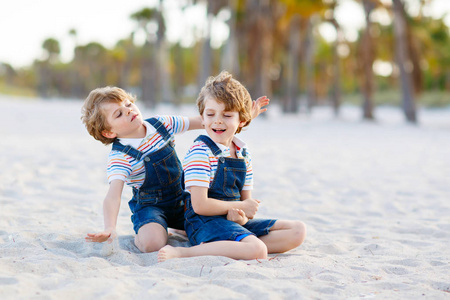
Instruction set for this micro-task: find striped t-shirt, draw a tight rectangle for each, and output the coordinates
[183,135,253,191]
[106,115,189,188]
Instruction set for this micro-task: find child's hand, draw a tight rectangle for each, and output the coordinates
[251,96,270,119]
[85,229,117,244]
[240,198,260,219]
[227,208,248,226]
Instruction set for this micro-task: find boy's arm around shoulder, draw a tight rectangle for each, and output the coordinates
[190,186,259,217]
[188,116,203,131]
[85,179,124,243]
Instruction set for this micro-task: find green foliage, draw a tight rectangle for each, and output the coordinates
[130,7,157,22]
[0,81,36,97]
[1,0,449,111]
[419,90,450,107]
[343,89,450,108]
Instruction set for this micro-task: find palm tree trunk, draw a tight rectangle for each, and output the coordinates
[330,17,342,117]
[199,1,213,88]
[304,17,316,112]
[393,0,417,123]
[285,14,301,113]
[156,0,173,103]
[141,41,156,108]
[244,0,273,98]
[255,0,273,98]
[360,0,376,120]
[173,43,184,106]
[221,0,240,76]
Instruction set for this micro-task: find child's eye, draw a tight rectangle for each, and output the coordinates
[126,102,131,107]
[117,112,122,118]
[206,113,214,117]
[224,115,231,118]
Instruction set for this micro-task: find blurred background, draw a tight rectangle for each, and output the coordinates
[1,0,449,123]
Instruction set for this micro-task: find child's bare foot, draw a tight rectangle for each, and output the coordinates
[158,245,181,262]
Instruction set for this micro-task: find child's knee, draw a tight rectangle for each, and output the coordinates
[292,221,307,246]
[250,239,268,260]
[135,236,166,253]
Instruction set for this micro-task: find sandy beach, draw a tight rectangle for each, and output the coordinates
[1,96,449,299]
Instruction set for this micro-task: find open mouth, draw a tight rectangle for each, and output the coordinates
[212,128,226,133]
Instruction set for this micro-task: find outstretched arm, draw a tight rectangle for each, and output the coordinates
[85,179,124,243]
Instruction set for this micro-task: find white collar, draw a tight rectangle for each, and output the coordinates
[143,120,156,137]
[117,121,154,147]
[206,134,247,152]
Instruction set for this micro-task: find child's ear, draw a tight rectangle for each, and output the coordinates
[102,130,117,139]
[239,120,247,128]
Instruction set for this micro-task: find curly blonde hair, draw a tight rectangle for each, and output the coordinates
[81,86,136,145]
[197,71,252,133]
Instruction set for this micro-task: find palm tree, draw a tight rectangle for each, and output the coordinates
[42,38,61,64]
[0,63,16,85]
[328,14,343,117]
[155,0,173,103]
[392,0,417,123]
[114,35,135,90]
[243,0,275,99]
[320,0,345,117]
[278,0,327,113]
[357,0,378,120]
[68,28,83,98]
[220,0,240,76]
[131,8,158,107]
[37,37,61,98]
[198,0,228,88]
[285,14,301,113]
[303,16,317,112]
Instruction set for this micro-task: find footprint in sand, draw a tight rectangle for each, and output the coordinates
[382,266,410,275]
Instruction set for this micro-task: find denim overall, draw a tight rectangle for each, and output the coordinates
[112,117,188,233]
[184,135,276,246]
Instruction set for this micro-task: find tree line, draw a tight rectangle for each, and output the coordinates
[1,0,449,124]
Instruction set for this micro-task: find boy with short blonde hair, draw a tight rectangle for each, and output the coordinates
[158,71,306,261]
[82,87,137,145]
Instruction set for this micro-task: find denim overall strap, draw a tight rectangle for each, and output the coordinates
[128,116,185,206]
[194,135,222,157]
[112,141,144,160]
[146,117,171,142]
[193,135,247,201]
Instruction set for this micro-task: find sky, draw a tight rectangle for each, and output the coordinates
[0,0,211,68]
[1,0,449,69]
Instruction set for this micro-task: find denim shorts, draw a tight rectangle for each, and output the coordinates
[129,198,185,234]
[185,209,276,246]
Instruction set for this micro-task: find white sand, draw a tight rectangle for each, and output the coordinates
[1,96,449,299]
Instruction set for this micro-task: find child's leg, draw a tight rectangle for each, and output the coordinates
[135,222,168,253]
[258,220,306,253]
[158,235,267,262]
